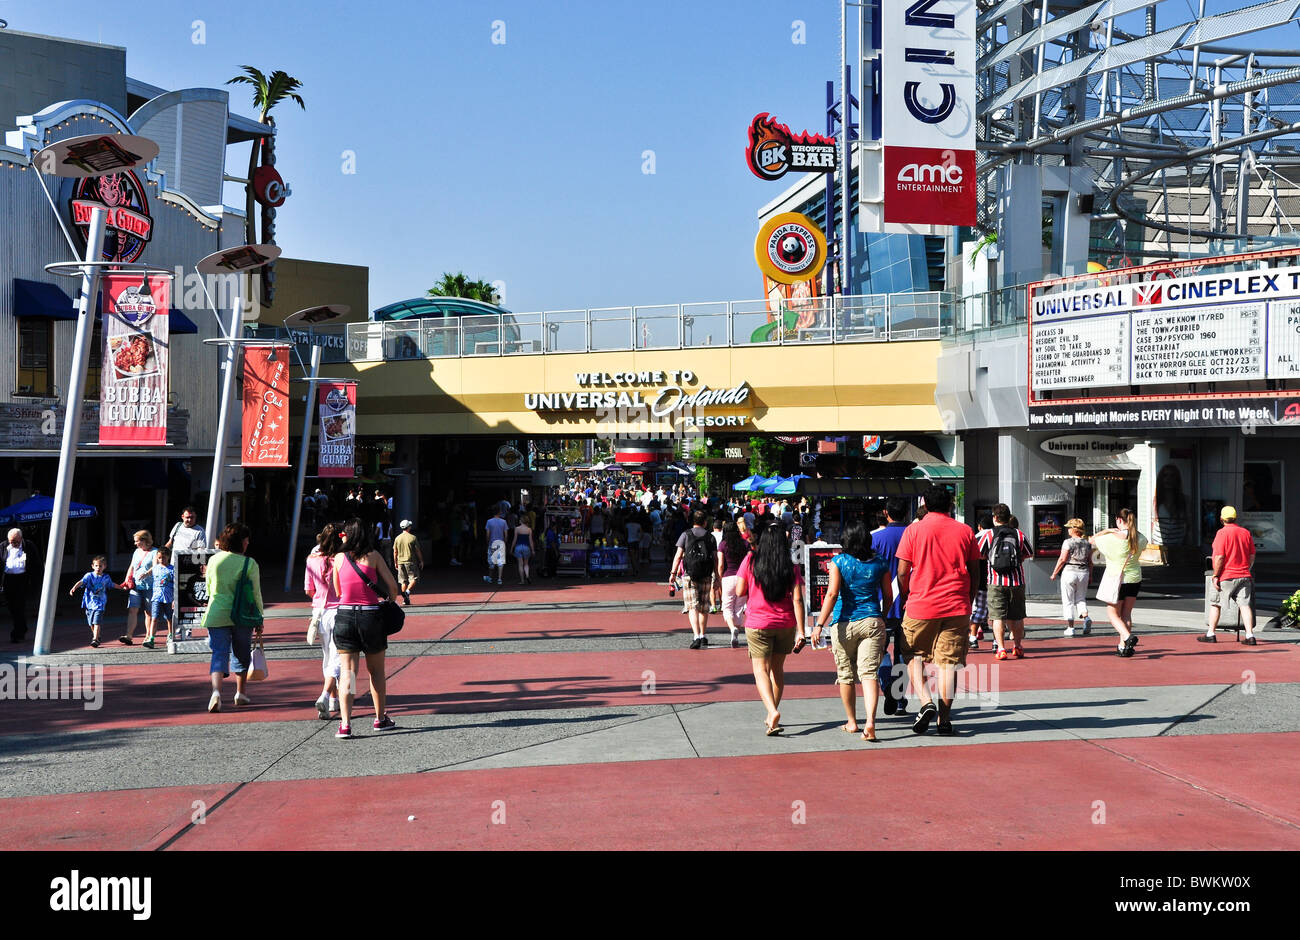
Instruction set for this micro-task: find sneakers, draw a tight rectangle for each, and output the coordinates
[118,635,133,645]
[968,636,979,649]
[912,701,938,735]
[336,724,352,739]
[315,695,331,720]
[995,647,1010,661]
[142,638,155,649]
[731,633,741,649]
[373,715,397,731]
[483,575,493,584]
[89,638,100,648]
[936,720,955,736]
[401,590,411,605]
[990,644,1001,657]
[689,637,702,650]
[328,695,339,714]
[233,692,251,707]
[1064,626,1075,638]
[207,691,221,713]
[449,558,463,566]
[700,636,709,648]
[1012,645,1025,659]
[1081,617,1092,636]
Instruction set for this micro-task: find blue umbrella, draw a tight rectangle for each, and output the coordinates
[0,495,98,527]
[733,474,768,491]
[762,475,793,494]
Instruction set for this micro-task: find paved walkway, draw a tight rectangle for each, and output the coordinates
[2,570,1298,849]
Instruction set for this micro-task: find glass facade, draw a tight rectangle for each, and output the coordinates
[788,184,941,295]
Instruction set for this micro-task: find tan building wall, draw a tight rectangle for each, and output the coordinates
[257,258,369,328]
[291,341,943,436]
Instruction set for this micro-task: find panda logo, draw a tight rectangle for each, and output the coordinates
[778,234,808,265]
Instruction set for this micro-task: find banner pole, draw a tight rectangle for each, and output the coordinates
[205,276,244,539]
[33,207,107,656]
[284,342,322,591]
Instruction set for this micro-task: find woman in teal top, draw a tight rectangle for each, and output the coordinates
[200,523,264,712]
[1090,508,1148,658]
[814,520,893,741]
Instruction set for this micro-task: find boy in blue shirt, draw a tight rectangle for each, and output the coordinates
[145,546,176,649]
[70,555,116,648]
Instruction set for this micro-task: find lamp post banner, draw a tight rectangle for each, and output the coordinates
[881,0,977,226]
[241,345,290,466]
[317,382,356,478]
[99,272,170,446]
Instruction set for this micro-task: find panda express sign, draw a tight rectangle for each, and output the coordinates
[524,370,753,428]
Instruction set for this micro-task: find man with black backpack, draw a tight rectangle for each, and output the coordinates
[976,503,1032,660]
[670,509,718,649]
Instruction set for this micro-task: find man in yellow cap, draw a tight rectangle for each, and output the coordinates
[1203,506,1257,644]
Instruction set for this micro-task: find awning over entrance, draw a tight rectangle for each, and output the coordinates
[13,279,76,320]
[798,478,930,498]
[910,463,963,480]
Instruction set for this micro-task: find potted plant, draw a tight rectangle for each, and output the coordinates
[1276,589,1300,630]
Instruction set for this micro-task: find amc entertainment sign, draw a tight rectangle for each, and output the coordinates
[881,0,976,226]
[525,371,753,428]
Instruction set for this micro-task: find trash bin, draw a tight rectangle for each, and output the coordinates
[1205,572,1241,631]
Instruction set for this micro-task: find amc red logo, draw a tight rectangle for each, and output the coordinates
[1133,283,1163,306]
[884,146,975,226]
[1281,401,1300,421]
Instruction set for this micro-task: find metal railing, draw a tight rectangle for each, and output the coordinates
[326,292,957,363]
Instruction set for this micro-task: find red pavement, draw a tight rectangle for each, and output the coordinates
[3,734,1295,850]
[6,628,1296,734]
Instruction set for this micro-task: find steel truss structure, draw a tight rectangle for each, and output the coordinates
[978,0,1300,260]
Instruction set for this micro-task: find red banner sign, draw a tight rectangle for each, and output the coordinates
[241,346,290,466]
[317,382,356,478]
[99,272,170,445]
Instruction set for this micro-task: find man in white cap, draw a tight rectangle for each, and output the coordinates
[1203,505,1257,644]
[392,519,424,605]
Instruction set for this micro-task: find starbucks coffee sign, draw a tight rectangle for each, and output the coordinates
[1040,435,1134,457]
[524,370,753,428]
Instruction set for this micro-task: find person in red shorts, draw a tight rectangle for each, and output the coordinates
[895,486,981,736]
[1202,505,1257,644]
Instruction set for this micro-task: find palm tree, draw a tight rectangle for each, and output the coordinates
[428,272,500,305]
[226,67,306,245]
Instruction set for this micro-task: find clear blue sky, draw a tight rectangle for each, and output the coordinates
[7,1,1293,312]
[6,0,850,312]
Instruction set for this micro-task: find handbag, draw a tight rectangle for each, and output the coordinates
[1096,566,1122,605]
[230,556,264,630]
[306,610,321,645]
[246,637,269,681]
[345,554,405,636]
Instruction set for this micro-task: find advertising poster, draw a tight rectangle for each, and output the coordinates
[241,345,290,466]
[881,0,977,226]
[99,272,170,445]
[317,382,356,478]
[803,544,843,618]
[1238,461,1284,552]
[175,548,215,634]
[1033,505,1067,558]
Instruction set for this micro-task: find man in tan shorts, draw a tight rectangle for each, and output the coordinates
[392,520,424,605]
[894,486,981,736]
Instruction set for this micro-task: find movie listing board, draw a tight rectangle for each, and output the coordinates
[1030,265,1300,396]
[1032,315,1129,390]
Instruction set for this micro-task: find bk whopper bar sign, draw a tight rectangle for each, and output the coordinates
[882,0,977,227]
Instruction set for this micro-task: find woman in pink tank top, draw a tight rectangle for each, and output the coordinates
[330,519,402,739]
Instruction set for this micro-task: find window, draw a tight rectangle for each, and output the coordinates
[83,318,103,400]
[17,319,53,396]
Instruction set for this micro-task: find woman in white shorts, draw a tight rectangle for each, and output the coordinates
[303,525,342,719]
[717,522,751,648]
[1049,518,1093,637]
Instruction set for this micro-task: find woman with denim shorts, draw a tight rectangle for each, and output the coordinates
[200,524,263,713]
[331,518,402,739]
[120,530,156,645]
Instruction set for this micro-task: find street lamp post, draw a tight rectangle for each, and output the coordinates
[280,304,351,591]
[29,133,159,657]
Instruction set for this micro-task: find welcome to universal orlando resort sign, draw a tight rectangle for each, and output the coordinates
[524,371,753,428]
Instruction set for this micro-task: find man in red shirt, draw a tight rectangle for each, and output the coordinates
[1203,505,1257,644]
[896,486,982,735]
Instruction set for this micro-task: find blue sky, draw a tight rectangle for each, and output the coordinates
[7,1,1295,313]
[6,0,849,312]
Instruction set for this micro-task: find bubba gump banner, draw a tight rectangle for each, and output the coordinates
[317,382,356,477]
[100,272,170,446]
[241,345,290,466]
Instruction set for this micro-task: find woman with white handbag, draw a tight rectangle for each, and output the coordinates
[1090,509,1148,658]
